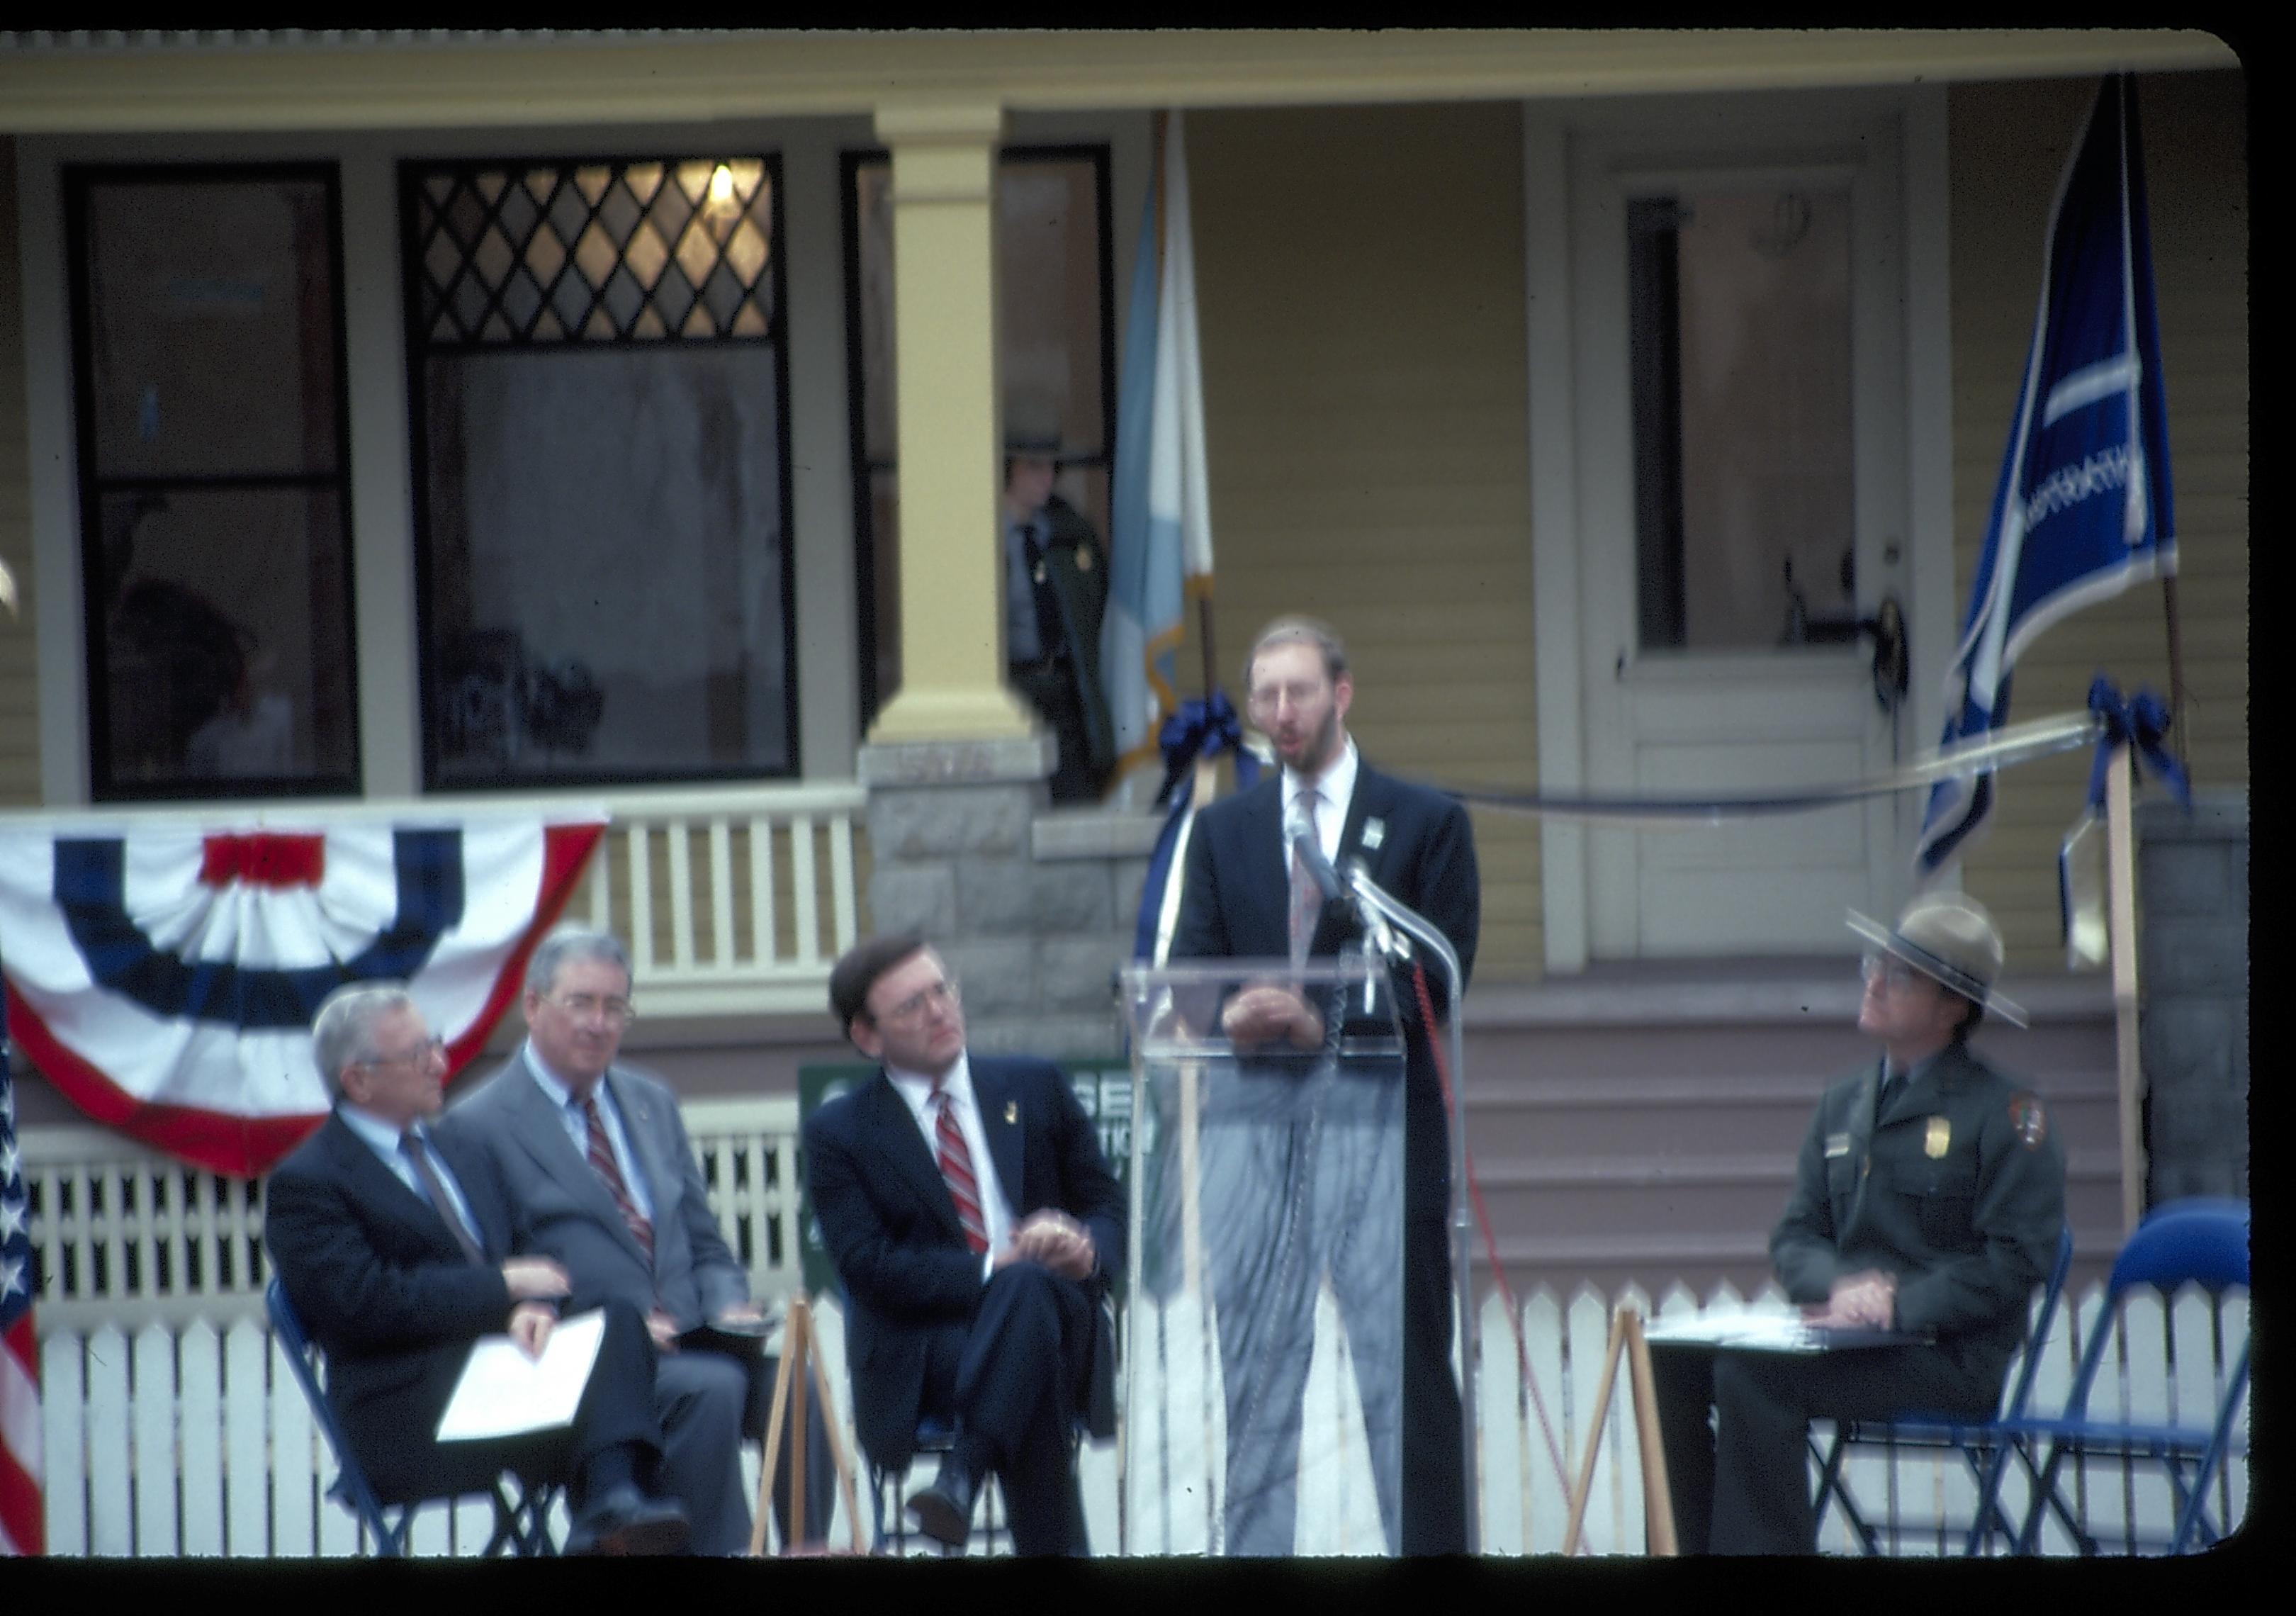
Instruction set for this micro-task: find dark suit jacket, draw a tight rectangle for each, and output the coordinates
[1171,758,1480,1024]
[262,1111,524,1499]
[801,1055,1126,1469]
[449,1051,748,1330]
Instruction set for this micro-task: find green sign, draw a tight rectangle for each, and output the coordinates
[794,1059,1134,1300]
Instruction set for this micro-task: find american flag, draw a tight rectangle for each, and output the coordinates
[1,972,41,1555]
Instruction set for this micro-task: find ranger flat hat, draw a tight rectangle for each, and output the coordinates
[1847,892,2027,1028]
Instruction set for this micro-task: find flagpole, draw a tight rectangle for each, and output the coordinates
[2161,575,2190,772]
[2105,736,2146,1232]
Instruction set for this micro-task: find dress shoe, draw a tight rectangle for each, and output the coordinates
[906,1457,980,1549]
[565,1482,691,1556]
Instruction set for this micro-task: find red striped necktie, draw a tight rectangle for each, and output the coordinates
[930,1082,989,1256]
[579,1092,655,1262]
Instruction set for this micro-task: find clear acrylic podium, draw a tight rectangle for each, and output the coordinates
[1115,956,1408,1556]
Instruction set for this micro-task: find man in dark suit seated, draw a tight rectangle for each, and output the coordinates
[804,933,1126,1554]
[263,982,689,1555]
[450,928,835,1556]
[1169,613,1481,1556]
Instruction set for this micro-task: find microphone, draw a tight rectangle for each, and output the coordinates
[1344,855,1408,967]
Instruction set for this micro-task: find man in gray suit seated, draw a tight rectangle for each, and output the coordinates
[452,928,833,1554]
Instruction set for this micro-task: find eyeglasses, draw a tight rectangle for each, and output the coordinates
[546,992,637,1024]
[874,978,960,1027]
[1859,953,1927,992]
[361,1035,446,1069]
[1246,680,1327,716]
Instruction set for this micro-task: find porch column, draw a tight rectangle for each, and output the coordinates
[867,99,1035,744]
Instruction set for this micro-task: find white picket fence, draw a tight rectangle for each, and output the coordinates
[15,1100,811,1335]
[33,1275,2247,1558]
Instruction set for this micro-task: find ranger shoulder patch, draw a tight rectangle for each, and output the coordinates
[2008,1094,2049,1148]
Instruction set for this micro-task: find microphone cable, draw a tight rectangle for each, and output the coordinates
[1410,960,1593,1547]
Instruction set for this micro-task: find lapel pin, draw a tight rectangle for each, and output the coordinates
[1005,1101,1018,1124]
[1362,818,1385,851]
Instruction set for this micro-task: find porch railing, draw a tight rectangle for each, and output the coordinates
[0,780,870,1021]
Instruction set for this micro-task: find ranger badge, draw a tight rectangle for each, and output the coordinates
[1925,1116,1951,1158]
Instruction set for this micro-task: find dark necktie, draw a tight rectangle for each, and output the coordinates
[1877,1066,1903,1124]
[400,1130,485,1267]
[930,1084,989,1255]
[579,1092,655,1262]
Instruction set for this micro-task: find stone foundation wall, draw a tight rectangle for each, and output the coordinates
[2139,791,2249,1202]
[858,735,1159,1061]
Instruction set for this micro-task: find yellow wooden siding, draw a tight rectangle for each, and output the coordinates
[1186,102,1541,981]
[0,141,38,807]
[1946,73,2247,972]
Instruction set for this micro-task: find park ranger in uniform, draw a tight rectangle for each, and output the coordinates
[1650,892,2068,1554]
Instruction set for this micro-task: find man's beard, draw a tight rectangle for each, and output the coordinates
[1291,709,1341,776]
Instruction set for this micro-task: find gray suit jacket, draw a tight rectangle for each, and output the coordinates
[446,1048,748,1330]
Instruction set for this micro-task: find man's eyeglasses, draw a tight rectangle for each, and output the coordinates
[1859,953,1926,993]
[361,1035,446,1069]
[547,992,637,1024]
[874,978,960,1027]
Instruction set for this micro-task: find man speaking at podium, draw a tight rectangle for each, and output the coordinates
[1171,615,1480,1556]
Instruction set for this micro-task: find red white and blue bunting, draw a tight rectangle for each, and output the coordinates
[0,814,603,1177]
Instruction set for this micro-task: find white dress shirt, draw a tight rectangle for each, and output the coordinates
[337,1104,483,1249]
[522,1042,655,1221]
[886,1053,1015,1280]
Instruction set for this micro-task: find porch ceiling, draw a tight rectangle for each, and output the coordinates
[0,29,2237,135]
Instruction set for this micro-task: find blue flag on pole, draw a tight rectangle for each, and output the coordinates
[1915,74,2176,876]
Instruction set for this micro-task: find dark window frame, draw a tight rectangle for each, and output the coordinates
[840,143,1118,732]
[62,159,364,802]
[397,151,801,792]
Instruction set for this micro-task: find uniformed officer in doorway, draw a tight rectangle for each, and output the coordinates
[1000,425,1115,803]
[1649,892,2067,1554]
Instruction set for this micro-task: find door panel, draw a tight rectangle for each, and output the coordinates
[1570,96,1910,958]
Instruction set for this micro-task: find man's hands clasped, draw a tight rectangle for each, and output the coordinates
[994,1210,1096,1281]
[1805,1268,1898,1330]
[1220,982,1323,1051]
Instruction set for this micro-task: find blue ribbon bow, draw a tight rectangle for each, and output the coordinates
[1132,692,1261,961]
[1154,690,1259,807]
[2085,675,2191,813]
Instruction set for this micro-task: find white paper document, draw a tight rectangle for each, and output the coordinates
[1642,1311,1924,1354]
[437,1306,607,1442]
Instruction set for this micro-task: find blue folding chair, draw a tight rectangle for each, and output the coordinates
[1809,1223,2077,1555]
[865,1413,1011,1556]
[1991,1200,2250,1554]
[266,1276,564,1556]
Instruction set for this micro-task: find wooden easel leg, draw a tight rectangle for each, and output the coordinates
[791,1308,811,1549]
[1621,1311,1678,1556]
[1560,1307,1631,1556]
[749,1324,800,1556]
[799,1320,867,1554]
